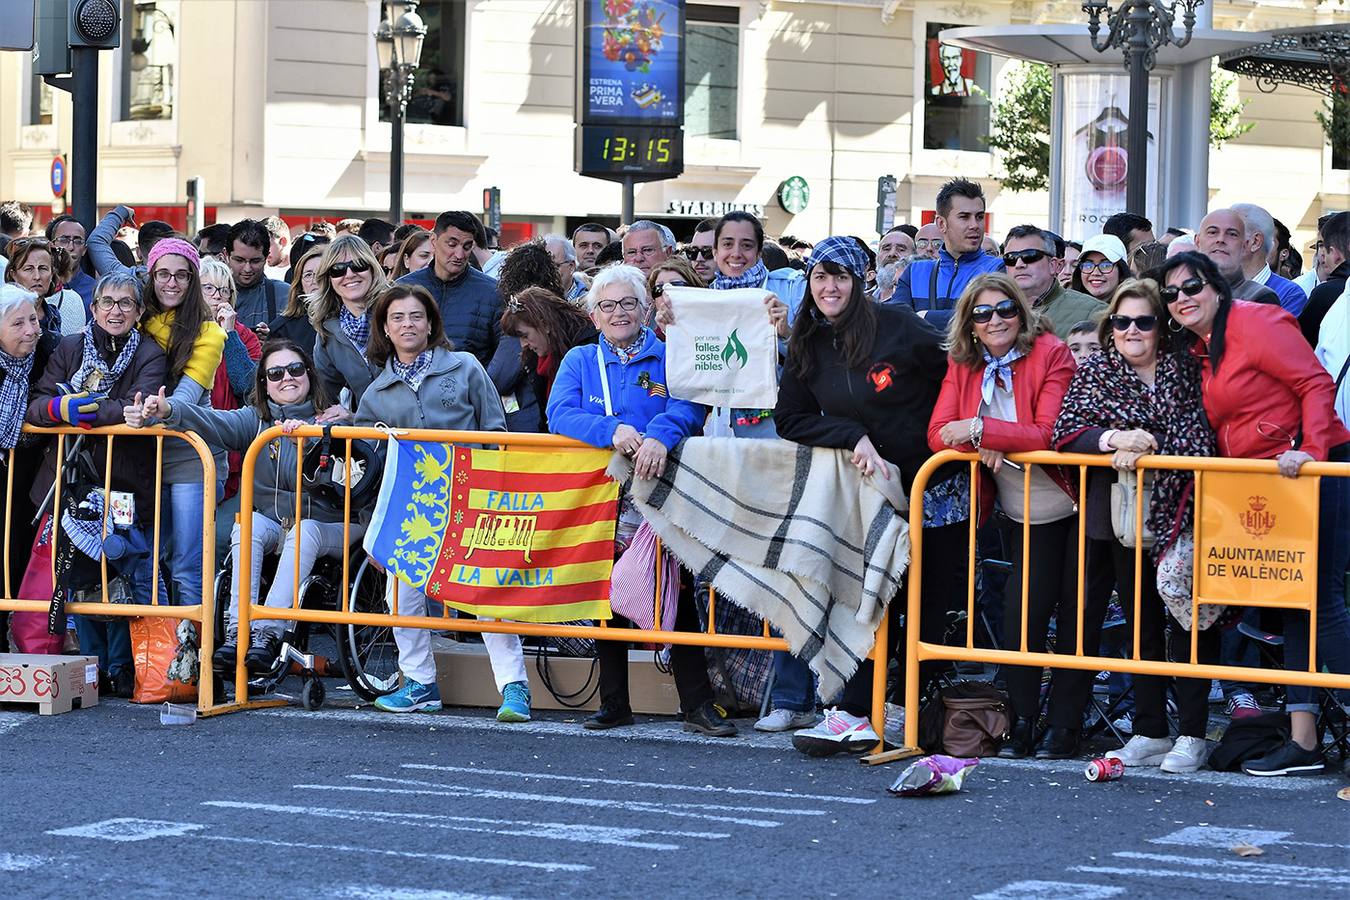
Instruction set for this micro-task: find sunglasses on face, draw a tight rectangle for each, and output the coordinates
[1002,248,1047,267]
[326,259,371,279]
[264,361,308,382]
[1110,314,1158,332]
[970,299,1022,324]
[681,246,714,261]
[653,280,688,297]
[1077,260,1117,275]
[1159,277,1208,304]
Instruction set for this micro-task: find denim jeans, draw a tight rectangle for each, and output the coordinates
[160,481,206,606]
[1283,442,1350,713]
[769,645,816,713]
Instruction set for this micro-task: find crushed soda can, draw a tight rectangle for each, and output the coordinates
[1084,757,1124,782]
[887,754,978,797]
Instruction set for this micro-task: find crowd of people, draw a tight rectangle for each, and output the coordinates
[0,184,1346,777]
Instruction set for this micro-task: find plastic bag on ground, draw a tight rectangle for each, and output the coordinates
[887,754,979,797]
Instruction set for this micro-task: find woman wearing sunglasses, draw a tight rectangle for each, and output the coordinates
[1052,278,1218,773]
[133,338,362,676]
[647,257,705,304]
[774,238,959,754]
[310,235,390,416]
[1155,250,1350,777]
[355,285,532,722]
[126,238,227,610]
[1072,234,1132,303]
[929,272,1081,759]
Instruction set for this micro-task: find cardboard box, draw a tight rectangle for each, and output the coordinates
[434,639,680,714]
[0,654,100,714]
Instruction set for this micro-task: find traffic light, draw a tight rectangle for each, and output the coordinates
[185,176,205,236]
[482,186,501,232]
[68,0,119,49]
[875,175,898,236]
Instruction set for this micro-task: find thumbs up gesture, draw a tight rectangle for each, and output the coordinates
[141,386,170,423]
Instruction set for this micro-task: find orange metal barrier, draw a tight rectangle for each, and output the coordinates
[0,424,237,714]
[891,449,1350,757]
[231,425,888,734]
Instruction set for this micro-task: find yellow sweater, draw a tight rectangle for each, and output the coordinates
[141,311,226,391]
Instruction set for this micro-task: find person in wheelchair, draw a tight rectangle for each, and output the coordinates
[131,337,376,674]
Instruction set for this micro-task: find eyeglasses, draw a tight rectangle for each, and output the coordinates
[94,296,138,313]
[1077,260,1117,275]
[53,236,86,248]
[201,283,232,298]
[326,259,371,279]
[1002,249,1048,268]
[1159,277,1208,304]
[264,361,308,382]
[915,239,942,250]
[653,280,688,297]
[595,297,640,314]
[970,299,1022,324]
[153,269,193,285]
[681,246,714,261]
[1110,314,1158,332]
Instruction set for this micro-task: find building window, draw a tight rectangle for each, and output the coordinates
[380,0,466,127]
[922,22,991,152]
[120,0,177,121]
[684,4,738,140]
[27,73,53,126]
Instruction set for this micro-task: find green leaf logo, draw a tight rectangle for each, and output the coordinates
[721,330,749,369]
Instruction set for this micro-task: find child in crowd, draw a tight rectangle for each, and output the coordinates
[1066,319,1101,365]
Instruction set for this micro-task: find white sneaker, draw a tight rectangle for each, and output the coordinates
[1105,734,1173,767]
[791,707,879,757]
[754,708,816,732]
[1160,735,1208,773]
[1207,680,1224,703]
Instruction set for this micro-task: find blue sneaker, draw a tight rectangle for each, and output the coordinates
[496,680,531,722]
[374,677,442,713]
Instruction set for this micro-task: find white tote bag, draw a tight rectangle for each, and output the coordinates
[661,285,779,409]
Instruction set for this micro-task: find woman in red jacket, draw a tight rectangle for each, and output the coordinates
[1157,251,1350,777]
[929,272,1082,759]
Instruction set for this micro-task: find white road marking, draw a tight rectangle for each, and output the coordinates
[295,783,787,828]
[350,773,827,817]
[46,818,205,842]
[0,713,30,736]
[1070,852,1350,888]
[1152,824,1350,852]
[332,888,509,900]
[973,881,1125,900]
[256,706,792,749]
[975,756,1323,792]
[1112,851,1350,883]
[399,763,876,805]
[1068,866,1340,889]
[202,800,728,850]
[196,833,590,873]
[0,853,51,871]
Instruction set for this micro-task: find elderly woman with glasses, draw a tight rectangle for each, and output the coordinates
[1154,250,1350,778]
[546,264,735,737]
[929,272,1081,760]
[3,237,86,338]
[1053,278,1218,774]
[24,273,167,686]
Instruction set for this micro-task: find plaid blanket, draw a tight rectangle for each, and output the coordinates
[615,437,911,703]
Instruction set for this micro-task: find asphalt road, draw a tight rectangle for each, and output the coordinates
[0,690,1346,899]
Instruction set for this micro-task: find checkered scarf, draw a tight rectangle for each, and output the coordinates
[339,304,370,354]
[711,258,768,292]
[0,347,35,449]
[602,327,650,365]
[71,325,141,395]
[391,349,434,391]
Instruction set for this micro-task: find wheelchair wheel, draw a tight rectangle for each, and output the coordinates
[337,557,400,701]
[301,675,326,710]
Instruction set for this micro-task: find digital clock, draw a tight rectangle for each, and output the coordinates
[575,125,684,182]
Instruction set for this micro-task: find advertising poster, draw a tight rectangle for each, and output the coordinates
[582,0,684,125]
[1060,72,1162,234]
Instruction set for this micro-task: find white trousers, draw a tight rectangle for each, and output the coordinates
[230,513,363,638]
[386,578,527,691]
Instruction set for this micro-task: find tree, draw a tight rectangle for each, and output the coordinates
[985,61,1255,193]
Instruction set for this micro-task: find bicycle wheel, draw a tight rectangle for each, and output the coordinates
[337,557,400,701]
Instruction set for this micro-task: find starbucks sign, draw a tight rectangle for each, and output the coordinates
[777,176,810,214]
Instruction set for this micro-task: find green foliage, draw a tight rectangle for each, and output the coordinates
[1314,93,1350,159]
[985,61,1257,193]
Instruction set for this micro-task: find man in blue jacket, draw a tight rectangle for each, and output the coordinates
[891,177,1003,330]
[397,210,501,366]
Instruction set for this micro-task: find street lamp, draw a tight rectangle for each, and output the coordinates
[1082,0,1203,216]
[375,0,427,223]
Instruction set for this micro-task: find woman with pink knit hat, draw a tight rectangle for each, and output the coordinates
[123,237,226,609]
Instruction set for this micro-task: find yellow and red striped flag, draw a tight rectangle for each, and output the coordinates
[364,438,618,622]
